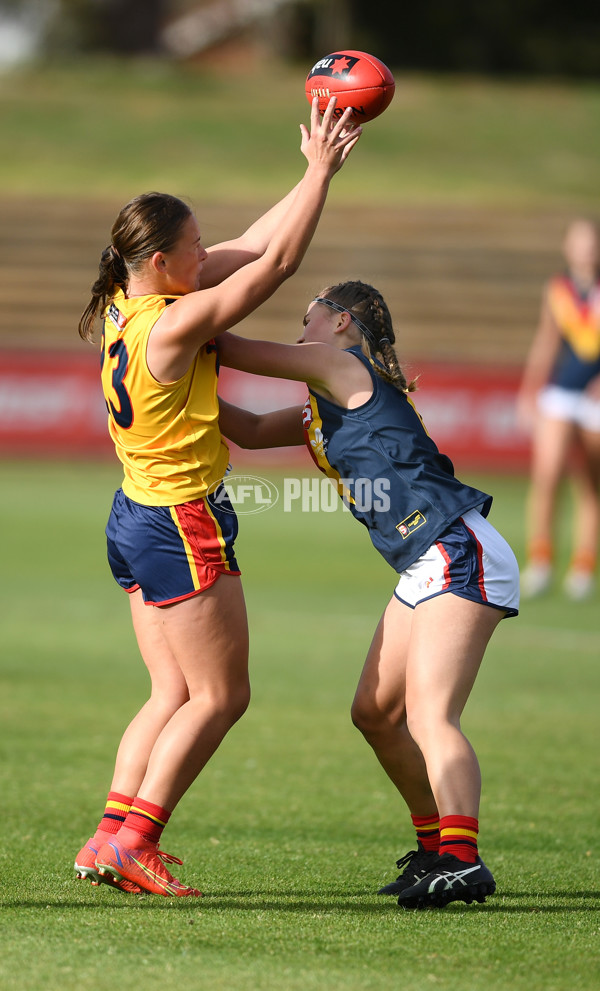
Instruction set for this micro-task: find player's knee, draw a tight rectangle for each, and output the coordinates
[154,685,190,714]
[191,679,250,728]
[351,694,388,738]
[405,710,423,749]
[224,677,251,726]
[229,681,251,724]
[212,681,250,728]
[405,705,447,750]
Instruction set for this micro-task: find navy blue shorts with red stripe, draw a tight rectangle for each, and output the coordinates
[106,486,241,606]
[394,509,519,616]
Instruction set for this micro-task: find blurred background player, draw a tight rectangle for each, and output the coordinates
[217,280,519,909]
[518,218,600,600]
[73,99,361,897]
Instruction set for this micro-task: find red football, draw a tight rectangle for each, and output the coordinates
[305,50,395,124]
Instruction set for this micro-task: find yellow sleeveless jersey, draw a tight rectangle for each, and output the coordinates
[548,275,600,362]
[100,289,229,506]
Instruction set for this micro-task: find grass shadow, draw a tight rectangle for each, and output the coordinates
[3,887,599,915]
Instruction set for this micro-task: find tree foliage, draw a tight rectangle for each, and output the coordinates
[8,0,600,76]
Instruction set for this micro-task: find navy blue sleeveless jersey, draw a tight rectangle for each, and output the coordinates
[302,346,493,573]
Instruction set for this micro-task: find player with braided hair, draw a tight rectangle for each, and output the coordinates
[217,279,519,909]
[314,280,414,393]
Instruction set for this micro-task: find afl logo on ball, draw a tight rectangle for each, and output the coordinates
[307,54,359,80]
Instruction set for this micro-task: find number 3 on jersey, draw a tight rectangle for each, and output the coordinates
[101,334,134,429]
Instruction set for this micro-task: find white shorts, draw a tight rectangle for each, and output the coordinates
[394,509,520,615]
[538,385,600,432]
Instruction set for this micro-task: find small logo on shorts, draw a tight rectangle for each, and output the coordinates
[396,510,427,539]
[207,475,279,515]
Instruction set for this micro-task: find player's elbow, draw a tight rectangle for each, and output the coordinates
[265,249,302,285]
[272,259,301,285]
[281,256,301,278]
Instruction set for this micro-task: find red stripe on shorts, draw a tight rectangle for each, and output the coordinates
[435,540,453,590]
[464,522,487,602]
[172,499,237,591]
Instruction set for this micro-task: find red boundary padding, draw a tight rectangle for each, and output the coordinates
[0,351,530,471]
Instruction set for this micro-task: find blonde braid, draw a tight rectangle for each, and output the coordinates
[317,280,416,393]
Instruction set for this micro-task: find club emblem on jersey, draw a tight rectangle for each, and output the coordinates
[396,510,426,538]
[310,426,327,459]
[302,399,313,428]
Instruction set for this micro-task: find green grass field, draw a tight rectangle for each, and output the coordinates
[1,461,599,991]
[1,54,599,991]
[1,60,600,206]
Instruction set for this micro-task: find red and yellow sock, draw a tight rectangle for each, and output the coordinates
[93,791,133,844]
[439,815,479,863]
[117,797,171,849]
[411,813,440,852]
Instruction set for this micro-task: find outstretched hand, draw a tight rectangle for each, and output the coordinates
[299,96,362,175]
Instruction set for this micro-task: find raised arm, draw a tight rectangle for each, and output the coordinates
[197,182,303,289]
[147,98,361,383]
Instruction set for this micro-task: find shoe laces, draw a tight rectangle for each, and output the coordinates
[395,849,419,870]
[141,850,201,894]
[156,850,184,867]
[155,850,194,890]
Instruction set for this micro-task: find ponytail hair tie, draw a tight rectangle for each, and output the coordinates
[102,244,121,265]
[379,336,391,346]
[106,244,127,276]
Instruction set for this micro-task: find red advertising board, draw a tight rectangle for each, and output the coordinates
[405,362,531,472]
[0,350,111,457]
[0,350,530,472]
